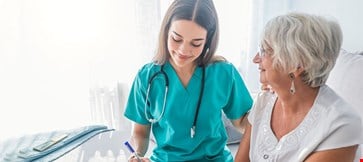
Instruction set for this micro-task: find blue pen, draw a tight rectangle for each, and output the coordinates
[124,141,141,162]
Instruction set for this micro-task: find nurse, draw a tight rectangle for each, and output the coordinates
[124,0,253,161]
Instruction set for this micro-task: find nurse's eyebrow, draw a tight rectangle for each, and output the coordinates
[172,31,204,41]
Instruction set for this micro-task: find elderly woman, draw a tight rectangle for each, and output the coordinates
[235,12,363,162]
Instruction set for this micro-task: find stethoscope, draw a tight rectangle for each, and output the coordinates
[144,64,205,138]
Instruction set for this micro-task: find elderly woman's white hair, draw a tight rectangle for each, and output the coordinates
[261,12,343,87]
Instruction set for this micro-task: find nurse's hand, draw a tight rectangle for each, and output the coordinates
[128,154,150,162]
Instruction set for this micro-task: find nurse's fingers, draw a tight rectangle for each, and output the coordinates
[128,155,150,162]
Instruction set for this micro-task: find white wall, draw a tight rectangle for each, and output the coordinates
[290,0,363,52]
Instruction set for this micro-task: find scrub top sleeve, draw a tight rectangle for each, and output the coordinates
[223,65,253,120]
[124,69,150,125]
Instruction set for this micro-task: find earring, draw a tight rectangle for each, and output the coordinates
[289,73,296,94]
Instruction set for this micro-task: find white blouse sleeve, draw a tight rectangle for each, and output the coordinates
[247,91,274,125]
[316,100,363,151]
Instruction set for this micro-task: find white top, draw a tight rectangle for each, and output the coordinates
[248,85,363,162]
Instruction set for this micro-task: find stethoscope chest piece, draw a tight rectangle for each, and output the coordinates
[190,126,196,138]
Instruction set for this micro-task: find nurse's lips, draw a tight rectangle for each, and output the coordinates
[176,53,191,60]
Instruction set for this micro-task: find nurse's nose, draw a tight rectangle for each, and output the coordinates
[178,42,192,54]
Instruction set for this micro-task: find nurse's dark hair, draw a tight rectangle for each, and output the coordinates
[153,0,224,66]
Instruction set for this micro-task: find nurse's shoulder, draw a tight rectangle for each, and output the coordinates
[137,62,162,78]
[207,60,239,78]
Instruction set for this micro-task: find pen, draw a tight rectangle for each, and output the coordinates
[124,141,141,162]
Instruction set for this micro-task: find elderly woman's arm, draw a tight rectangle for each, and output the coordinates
[304,145,358,162]
[231,112,249,134]
[234,122,252,162]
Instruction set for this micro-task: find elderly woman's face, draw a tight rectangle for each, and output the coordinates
[253,45,290,89]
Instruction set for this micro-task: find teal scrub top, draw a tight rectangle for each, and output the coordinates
[124,61,253,162]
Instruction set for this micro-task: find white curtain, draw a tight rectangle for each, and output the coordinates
[242,0,292,95]
[88,0,165,132]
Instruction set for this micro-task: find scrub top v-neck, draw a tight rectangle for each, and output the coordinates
[124,61,253,161]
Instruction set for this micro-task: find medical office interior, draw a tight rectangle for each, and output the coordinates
[0,0,362,161]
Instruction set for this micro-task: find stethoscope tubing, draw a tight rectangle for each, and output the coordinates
[144,64,205,138]
[144,65,169,123]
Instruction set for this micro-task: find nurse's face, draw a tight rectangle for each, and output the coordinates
[167,20,207,68]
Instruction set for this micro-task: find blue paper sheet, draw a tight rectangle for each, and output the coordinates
[0,125,114,162]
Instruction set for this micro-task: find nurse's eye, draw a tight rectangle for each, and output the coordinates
[191,43,202,48]
[172,36,182,43]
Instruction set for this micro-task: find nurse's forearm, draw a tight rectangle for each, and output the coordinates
[131,135,150,156]
[131,123,151,156]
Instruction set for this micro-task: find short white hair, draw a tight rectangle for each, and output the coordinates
[261,12,343,87]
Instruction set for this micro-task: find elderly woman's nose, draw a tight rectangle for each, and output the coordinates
[253,53,260,63]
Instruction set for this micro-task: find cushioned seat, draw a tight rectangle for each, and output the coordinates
[326,49,363,158]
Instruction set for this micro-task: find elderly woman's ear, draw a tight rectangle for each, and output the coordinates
[290,66,304,77]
